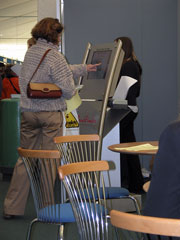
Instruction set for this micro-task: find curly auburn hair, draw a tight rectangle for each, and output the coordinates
[31,18,64,45]
[27,37,36,48]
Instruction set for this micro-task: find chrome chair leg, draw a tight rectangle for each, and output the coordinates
[57,224,64,240]
[127,196,141,215]
[26,218,38,240]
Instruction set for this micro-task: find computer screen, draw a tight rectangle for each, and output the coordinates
[79,42,123,99]
[87,50,112,80]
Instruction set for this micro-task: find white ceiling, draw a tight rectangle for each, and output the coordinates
[0,0,37,60]
[0,0,37,44]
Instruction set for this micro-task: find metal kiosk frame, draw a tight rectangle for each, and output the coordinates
[77,40,130,160]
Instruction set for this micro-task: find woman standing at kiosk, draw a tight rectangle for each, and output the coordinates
[115,36,144,194]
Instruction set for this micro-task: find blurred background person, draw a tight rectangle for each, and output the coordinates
[0,75,2,99]
[0,62,5,99]
[1,64,20,99]
[144,120,180,219]
[0,62,5,80]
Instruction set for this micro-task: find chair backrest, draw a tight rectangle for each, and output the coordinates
[58,160,110,240]
[18,147,64,223]
[54,134,100,164]
[110,209,180,239]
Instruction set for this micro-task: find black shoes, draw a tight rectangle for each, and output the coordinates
[3,212,14,220]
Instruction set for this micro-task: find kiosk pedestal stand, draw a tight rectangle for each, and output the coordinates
[77,41,141,212]
[77,40,130,160]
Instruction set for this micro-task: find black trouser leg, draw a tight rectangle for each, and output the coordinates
[120,111,144,192]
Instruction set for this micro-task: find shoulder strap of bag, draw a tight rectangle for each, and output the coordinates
[8,78,20,94]
[28,49,51,84]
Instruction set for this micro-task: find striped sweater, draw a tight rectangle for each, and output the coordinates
[19,38,86,112]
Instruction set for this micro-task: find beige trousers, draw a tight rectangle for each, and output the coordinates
[4,111,63,215]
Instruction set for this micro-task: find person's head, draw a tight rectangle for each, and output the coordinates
[114,36,136,61]
[115,36,142,74]
[4,64,17,78]
[0,62,5,78]
[31,18,64,45]
[27,37,36,49]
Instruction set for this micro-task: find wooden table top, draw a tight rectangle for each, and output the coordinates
[108,141,158,156]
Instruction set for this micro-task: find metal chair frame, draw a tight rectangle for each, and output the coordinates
[18,147,75,240]
[59,160,112,240]
[54,134,140,214]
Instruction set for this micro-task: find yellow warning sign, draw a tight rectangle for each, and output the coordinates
[65,112,79,128]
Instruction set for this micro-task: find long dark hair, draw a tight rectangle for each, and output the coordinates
[115,36,142,75]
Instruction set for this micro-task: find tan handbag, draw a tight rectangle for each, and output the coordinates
[27,49,62,99]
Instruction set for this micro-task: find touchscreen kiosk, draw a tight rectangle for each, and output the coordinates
[79,42,124,100]
[78,40,129,159]
[87,50,111,80]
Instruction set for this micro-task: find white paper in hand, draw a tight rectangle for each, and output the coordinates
[113,76,137,100]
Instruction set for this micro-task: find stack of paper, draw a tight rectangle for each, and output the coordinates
[114,144,158,152]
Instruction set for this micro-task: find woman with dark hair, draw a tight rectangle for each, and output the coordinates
[3,17,99,219]
[115,36,144,194]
